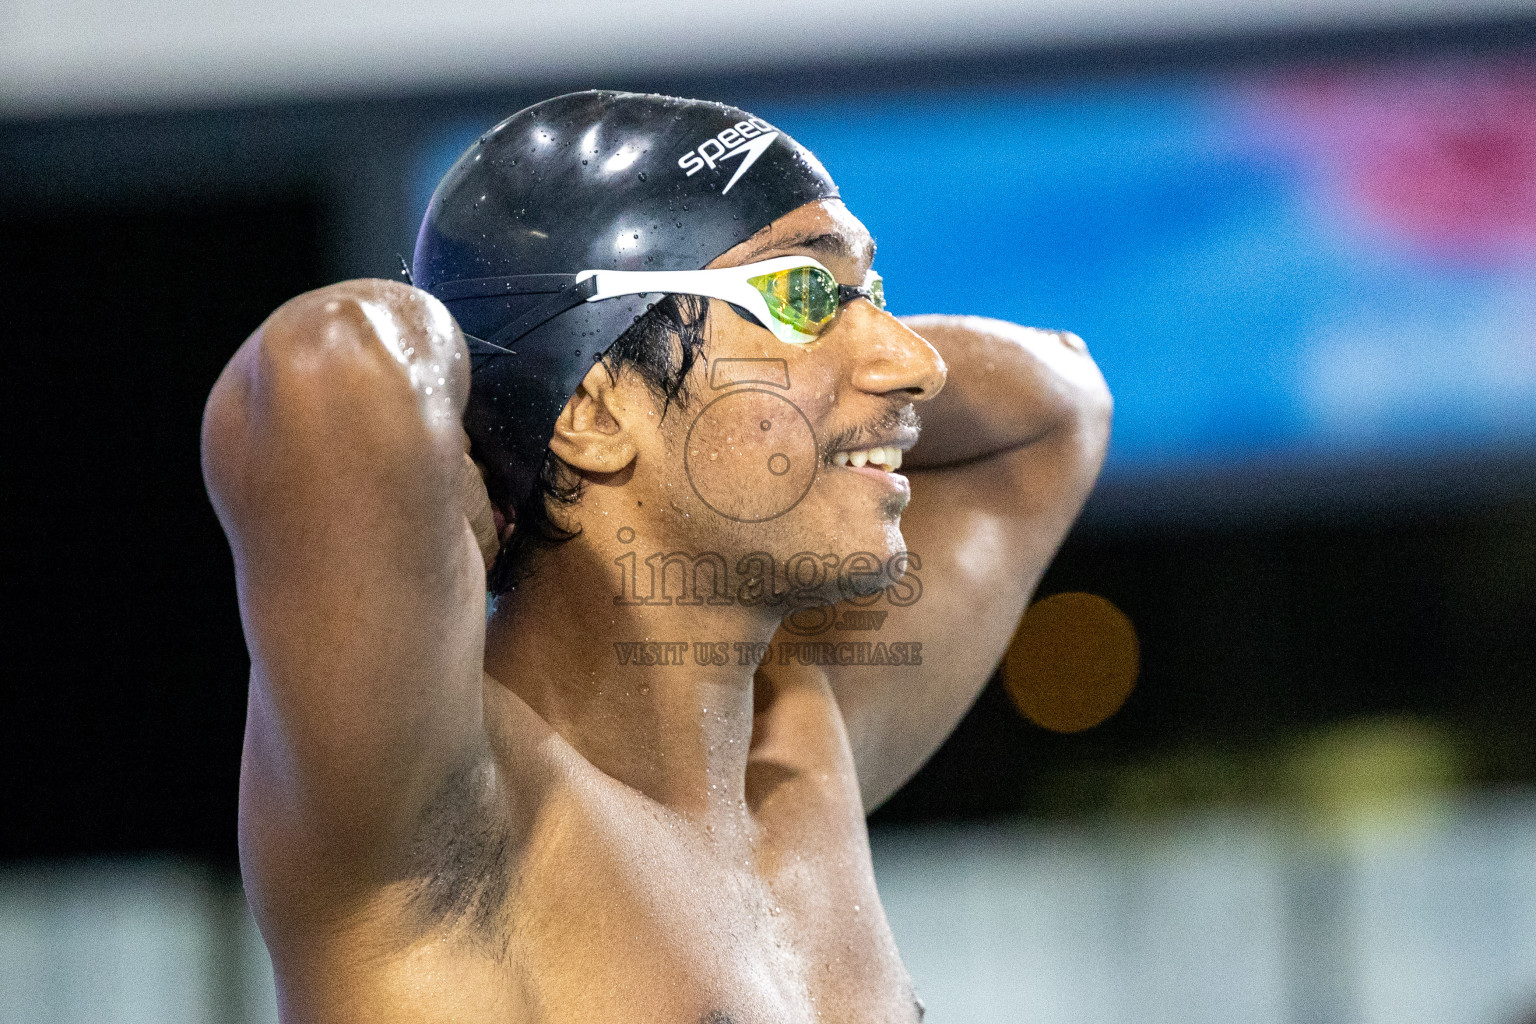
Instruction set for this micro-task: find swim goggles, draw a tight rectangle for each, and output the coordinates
[429,256,885,353]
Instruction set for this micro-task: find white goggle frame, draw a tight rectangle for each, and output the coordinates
[576,255,877,346]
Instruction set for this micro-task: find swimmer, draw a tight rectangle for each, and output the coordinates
[202,91,1111,1023]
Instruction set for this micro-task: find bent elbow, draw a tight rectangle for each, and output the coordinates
[200,280,470,515]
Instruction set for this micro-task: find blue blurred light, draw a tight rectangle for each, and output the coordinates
[415,69,1536,478]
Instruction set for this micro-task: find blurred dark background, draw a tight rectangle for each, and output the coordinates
[3,15,1534,863]
[3,5,1536,1021]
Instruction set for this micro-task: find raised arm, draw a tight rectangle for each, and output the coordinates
[201,280,490,923]
[824,314,1112,811]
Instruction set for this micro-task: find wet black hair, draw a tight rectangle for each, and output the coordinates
[484,293,710,595]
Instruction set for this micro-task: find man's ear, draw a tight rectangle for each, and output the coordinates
[548,360,642,474]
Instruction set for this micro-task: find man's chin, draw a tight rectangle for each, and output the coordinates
[836,571,891,602]
[879,492,910,523]
[747,491,908,571]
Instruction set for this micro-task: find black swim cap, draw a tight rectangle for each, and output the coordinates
[414,90,839,508]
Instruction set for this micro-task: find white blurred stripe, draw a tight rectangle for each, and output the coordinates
[2,0,1534,116]
[872,817,1292,1024]
[2,799,1535,1023]
[870,797,1536,1024]
[0,861,229,1024]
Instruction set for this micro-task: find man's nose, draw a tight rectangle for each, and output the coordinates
[841,303,947,402]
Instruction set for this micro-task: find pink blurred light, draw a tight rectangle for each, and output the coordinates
[1250,63,1536,266]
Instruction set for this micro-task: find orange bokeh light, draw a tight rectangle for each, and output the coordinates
[1004,592,1140,734]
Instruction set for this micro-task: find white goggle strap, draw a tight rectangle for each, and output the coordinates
[575,256,832,346]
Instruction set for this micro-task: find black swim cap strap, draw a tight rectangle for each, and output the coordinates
[475,275,600,350]
[458,275,601,365]
[430,274,582,302]
[464,335,517,362]
[838,282,879,306]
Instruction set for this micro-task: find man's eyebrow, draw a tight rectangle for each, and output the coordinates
[742,230,875,265]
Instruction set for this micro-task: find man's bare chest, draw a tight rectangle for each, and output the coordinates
[380,731,920,1024]
[485,763,918,1023]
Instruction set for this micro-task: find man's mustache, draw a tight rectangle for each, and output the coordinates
[821,406,921,460]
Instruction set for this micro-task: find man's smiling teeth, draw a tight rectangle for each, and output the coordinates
[832,446,903,471]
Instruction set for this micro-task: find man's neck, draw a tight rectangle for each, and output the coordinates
[483,536,784,826]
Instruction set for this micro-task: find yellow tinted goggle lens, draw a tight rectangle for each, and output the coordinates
[868,274,885,311]
[748,265,839,336]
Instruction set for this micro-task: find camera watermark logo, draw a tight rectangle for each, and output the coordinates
[612,638,923,669]
[683,358,818,523]
[613,540,922,636]
[652,361,926,667]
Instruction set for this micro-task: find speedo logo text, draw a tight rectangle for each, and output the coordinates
[678,118,778,194]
